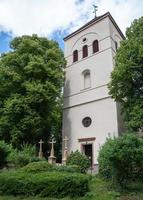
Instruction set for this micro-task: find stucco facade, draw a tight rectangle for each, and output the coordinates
[62,12,124,165]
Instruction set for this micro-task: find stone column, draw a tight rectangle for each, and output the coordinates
[38,139,44,159]
[48,139,56,164]
[62,136,69,165]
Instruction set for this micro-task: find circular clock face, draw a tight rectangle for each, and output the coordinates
[82,117,92,127]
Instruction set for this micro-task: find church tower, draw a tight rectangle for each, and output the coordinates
[62,12,124,165]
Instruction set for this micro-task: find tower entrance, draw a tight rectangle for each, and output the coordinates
[82,144,93,166]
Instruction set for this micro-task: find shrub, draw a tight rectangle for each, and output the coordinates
[7,143,40,168]
[0,171,89,197]
[21,161,53,173]
[67,150,90,173]
[98,133,143,188]
[53,164,80,173]
[22,161,80,173]
[0,140,12,168]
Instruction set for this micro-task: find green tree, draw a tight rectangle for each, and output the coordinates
[0,35,65,148]
[98,133,143,188]
[0,140,12,168]
[108,17,143,131]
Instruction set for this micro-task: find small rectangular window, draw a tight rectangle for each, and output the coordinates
[84,73,90,88]
[73,50,78,62]
[82,45,88,58]
[93,40,99,53]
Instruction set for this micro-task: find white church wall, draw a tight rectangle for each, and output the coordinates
[109,18,123,51]
[63,97,119,164]
[64,48,114,98]
[63,13,124,166]
[65,35,112,68]
[109,19,125,134]
[63,85,108,108]
[64,17,110,63]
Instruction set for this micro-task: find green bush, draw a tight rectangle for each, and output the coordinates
[98,133,143,188]
[0,140,12,168]
[21,161,53,173]
[22,161,80,173]
[53,164,80,173]
[67,150,90,173]
[0,171,89,197]
[7,144,40,168]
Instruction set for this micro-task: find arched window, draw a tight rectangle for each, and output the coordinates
[73,50,78,62]
[93,40,99,53]
[115,41,118,51]
[82,70,91,89]
[82,45,88,58]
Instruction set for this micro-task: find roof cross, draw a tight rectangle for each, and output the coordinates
[93,5,98,18]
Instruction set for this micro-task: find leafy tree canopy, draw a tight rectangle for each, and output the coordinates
[0,34,65,148]
[109,17,143,131]
[98,133,143,188]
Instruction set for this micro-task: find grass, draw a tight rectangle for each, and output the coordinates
[0,177,143,200]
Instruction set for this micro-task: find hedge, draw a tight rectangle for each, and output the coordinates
[21,161,80,173]
[21,161,53,173]
[0,171,89,197]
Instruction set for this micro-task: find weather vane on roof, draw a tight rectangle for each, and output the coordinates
[93,5,98,18]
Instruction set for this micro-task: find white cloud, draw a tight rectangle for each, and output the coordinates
[0,0,142,37]
[0,0,95,36]
[97,0,143,34]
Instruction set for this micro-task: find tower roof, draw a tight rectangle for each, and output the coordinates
[64,12,125,41]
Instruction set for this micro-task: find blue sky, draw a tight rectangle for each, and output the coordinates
[0,32,12,53]
[0,29,67,53]
[0,0,143,53]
